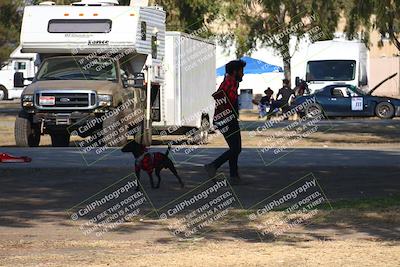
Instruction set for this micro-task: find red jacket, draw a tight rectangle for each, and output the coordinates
[212,75,239,126]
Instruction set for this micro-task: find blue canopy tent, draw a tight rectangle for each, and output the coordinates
[216,56,283,76]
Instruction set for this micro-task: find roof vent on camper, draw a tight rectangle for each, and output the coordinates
[39,1,56,5]
[71,0,119,6]
[130,0,149,6]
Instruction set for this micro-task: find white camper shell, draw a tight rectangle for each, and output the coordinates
[20,2,165,82]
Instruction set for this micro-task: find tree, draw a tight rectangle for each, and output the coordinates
[345,0,400,51]
[0,0,23,64]
[218,0,343,86]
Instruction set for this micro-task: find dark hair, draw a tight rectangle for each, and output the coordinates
[225,59,246,75]
[283,79,289,85]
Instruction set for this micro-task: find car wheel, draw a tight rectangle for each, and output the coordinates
[375,102,395,119]
[305,104,324,119]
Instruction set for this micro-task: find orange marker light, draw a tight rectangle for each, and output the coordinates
[64,13,69,16]
[79,13,84,16]
[130,13,135,16]
[93,13,98,16]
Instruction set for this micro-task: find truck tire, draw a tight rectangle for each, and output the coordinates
[0,86,8,101]
[102,111,127,147]
[15,116,40,147]
[50,132,70,147]
[375,102,395,119]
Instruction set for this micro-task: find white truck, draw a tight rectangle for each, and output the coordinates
[0,46,37,100]
[14,0,215,147]
[294,40,369,93]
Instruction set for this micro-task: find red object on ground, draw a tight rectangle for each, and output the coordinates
[0,153,32,163]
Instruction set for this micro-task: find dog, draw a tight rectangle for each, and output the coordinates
[121,141,184,190]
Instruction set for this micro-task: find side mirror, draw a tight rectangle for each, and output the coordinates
[14,72,25,88]
[123,73,146,88]
[295,77,300,87]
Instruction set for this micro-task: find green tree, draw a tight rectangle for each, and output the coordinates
[219,0,343,86]
[0,0,23,64]
[345,0,400,51]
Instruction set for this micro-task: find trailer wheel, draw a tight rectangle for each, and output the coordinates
[15,116,40,147]
[375,102,395,119]
[0,86,8,101]
[50,132,70,147]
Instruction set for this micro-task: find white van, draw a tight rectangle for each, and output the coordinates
[294,40,369,93]
[0,46,37,100]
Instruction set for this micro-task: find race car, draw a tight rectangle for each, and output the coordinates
[294,73,400,119]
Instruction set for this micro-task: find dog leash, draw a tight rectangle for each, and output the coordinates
[0,153,32,163]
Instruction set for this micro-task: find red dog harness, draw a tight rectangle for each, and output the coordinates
[135,152,164,174]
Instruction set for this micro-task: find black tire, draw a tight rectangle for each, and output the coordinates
[375,102,395,119]
[15,116,40,147]
[50,132,70,147]
[102,111,128,147]
[0,86,8,101]
[305,103,324,119]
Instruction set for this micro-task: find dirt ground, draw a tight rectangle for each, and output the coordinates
[1,110,400,266]
[1,206,399,266]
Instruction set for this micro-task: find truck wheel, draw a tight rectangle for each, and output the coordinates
[0,86,8,101]
[15,117,40,147]
[375,102,395,119]
[102,112,127,147]
[50,132,70,147]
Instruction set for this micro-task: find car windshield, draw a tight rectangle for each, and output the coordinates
[306,60,356,82]
[348,85,366,96]
[36,57,117,81]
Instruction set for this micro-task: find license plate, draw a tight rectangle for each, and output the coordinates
[39,96,55,106]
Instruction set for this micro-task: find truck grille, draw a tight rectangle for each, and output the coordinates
[35,90,97,110]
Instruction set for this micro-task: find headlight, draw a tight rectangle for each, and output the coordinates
[98,95,113,107]
[22,94,34,107]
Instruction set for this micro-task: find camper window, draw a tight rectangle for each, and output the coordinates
[36,57,117,81]
[48,19,112,33]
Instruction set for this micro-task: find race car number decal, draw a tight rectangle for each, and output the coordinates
[352,97,363,111]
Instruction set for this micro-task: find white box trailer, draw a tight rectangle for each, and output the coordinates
[153,32,216,140]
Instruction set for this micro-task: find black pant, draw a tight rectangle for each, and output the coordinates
[211,119,242,177]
